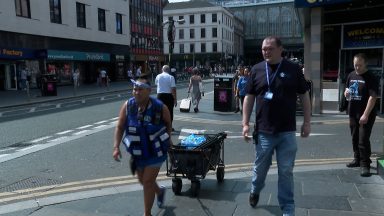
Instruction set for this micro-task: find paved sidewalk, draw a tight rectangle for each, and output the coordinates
[1,164,383,216]
[0,81,132,109]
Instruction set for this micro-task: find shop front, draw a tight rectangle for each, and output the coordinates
[46,50,110,85]
[0,47,44,90]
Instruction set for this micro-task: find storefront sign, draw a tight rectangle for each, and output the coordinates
[115,55,125,61]
[294,0,352,8]
[148,56,159,62]
[0,47,36,59]
[343,22,384,48]
[47,50,110,61]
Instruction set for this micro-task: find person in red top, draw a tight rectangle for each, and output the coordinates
[344,53,378,177]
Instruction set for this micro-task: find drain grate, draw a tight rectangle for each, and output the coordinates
[0,176,63,193]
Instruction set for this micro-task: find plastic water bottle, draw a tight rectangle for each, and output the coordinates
[346,88,352,101]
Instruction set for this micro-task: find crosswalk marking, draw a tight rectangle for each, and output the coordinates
[30,136,52,143]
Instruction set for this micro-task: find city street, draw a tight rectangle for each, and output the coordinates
[0,80,384,215]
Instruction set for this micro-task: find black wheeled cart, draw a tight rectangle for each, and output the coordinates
[166,132,227,197]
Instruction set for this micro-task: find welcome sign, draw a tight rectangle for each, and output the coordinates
[343,22,384,48]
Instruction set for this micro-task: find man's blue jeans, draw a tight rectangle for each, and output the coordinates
[251,131,297,215]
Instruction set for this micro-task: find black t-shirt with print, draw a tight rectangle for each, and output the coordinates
[246,59,309,134]
[346,70,379,118]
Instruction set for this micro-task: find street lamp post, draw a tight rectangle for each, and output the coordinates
[163,17,185,68]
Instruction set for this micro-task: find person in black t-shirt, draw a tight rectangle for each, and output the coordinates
[242,36,311,215]
[344,53,378,177]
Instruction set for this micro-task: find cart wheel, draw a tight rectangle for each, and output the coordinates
[216,166,225,183]
[172,178,182,195]
[190,181,200,197]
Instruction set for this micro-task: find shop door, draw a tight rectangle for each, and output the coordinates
[0,65,5,90]
[338,48,383,112]
[7,64,18,90]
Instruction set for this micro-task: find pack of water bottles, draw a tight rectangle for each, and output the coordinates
[180,134,207,149]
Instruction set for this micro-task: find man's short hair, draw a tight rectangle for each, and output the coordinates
[354,53,368,63]
[264,36,282,47]
[162,65,170,73]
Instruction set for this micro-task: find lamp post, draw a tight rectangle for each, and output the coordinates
[163,17,185,67]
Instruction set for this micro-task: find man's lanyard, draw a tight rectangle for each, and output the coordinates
[265,61,282,91]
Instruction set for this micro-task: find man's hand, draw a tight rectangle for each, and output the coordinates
[242,125,252,143]
[300,122,310,137]
[359,114,368,125]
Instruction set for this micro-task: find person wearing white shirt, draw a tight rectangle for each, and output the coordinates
[155,65,177,131]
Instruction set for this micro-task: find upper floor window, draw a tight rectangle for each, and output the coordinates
[200,14,205,23]
[190,44,195,53]
[201,28,205,38]
[212,13,217,23]
[179,29,184,39]
[190,29,195,39]
[212,27,217,37]
[201,43,206,53]
[189,15,194,24]
[76,2,86,28]
[213,43,217,52]
[179,15,184,24]
[49,0,62,23]
[116,13,123,34]
[180,44,184,54]
[15,0,30,18]
[98,8,106,31]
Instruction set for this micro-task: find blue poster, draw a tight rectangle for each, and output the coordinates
[294,0,353,8]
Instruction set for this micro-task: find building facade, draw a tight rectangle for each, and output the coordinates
[297,0,384,114]
[130,0,165,77]
[163,1,244,72]
[209,0,303,65]
[0,0,130,91]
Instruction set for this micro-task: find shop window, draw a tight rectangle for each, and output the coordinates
[76,2,86,28]
[98,8,106,31]
[15,0,31,18]
[49,0,62,24]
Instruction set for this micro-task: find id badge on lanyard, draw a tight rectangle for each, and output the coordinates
[264,61,281,101]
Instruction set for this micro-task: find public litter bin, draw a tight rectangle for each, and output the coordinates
[214,75,236,112]
[41,74,57,96]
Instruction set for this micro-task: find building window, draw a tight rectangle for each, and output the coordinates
[201,28,205,38]
[189,14,194,24]
[15,0,30,18]
[212,27,217,38]
[180,44,184,53]
[213,43,217,52]
[116,13,123,34]
[49,0,62,23]
[212,13,217,23]
[201,43,206,53]
[76,2,86,28]
[190,29,195,39]
[200,14,205,23]
[179,15,184,23]
[98,8,106,31]
[190,44,195,53]
[179,29,184,39]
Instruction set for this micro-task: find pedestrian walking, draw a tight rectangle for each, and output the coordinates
[99,68,108,87]
[73,68,80,87]
[242,36,311,216]
[188,67,204,113]
[236,67,250,114]
[20,67,27,90]
[113,77,172,216]
[344,53,378,177]
[155,65,177,131]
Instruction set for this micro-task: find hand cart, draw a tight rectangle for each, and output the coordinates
[166,132,227,197]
